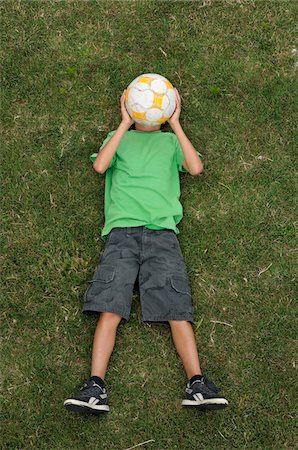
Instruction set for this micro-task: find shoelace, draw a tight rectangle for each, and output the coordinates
[190,376,220,393]
[202,376,220,393]
[80,380,103,391]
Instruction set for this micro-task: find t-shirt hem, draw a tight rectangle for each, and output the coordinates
[101,223,180,241]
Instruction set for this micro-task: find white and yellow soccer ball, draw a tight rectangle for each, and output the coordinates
[125,73,176,126]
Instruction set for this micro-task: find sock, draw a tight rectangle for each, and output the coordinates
[89,375,105,389]
[189,374,204,385]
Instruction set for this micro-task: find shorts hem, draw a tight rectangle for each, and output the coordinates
[82,305,130,321]
[142,314,194,324]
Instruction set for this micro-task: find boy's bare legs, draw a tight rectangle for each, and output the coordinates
[91,317,213,380]
[168,320,202,378]
[91,311,123,379]
[91,315,201,380]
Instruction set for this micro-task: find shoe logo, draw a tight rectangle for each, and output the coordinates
[194,393,204,402]
[89,397,100,405]
[100,393,107,399]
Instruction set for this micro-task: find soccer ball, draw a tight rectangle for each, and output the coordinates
[125,73,176,126]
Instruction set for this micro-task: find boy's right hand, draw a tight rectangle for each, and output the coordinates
[121,90,134,127]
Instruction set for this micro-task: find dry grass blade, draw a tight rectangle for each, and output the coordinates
[124,439,155,450]
[210,320,233,327]
[158,47,167,57]
[258,263,273,276]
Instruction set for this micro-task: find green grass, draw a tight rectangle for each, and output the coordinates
[1,0,297,449]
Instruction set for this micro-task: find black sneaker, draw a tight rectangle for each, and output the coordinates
[181,375,228,410]
[64,379,109,415]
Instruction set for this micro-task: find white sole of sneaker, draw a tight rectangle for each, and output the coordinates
[64,399,110,414]
[181,398,228,410]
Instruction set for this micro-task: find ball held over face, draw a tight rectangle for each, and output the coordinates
[125,73,176,126]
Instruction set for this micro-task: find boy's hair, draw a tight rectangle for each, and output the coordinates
[129,122,170,132]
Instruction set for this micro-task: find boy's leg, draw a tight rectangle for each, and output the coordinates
[168,320,202,378]
[91,311,123,379]
[169,320,229,409]
[64,311,123,415]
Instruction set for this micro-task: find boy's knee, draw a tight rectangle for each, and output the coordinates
[169,319,191,328]
[99,311,123,325]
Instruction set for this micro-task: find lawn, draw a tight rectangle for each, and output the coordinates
[1,0,297,449]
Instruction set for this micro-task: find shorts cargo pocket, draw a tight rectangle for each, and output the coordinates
[169,274,193,313]
[84,265,115,304]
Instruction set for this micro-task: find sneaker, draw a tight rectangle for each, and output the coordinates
[64,379,109,415]
[181,375,228,410]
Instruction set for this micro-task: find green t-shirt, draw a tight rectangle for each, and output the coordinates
[90,130,202,241]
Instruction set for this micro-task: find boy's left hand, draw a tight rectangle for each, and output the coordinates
[167,88,181,125]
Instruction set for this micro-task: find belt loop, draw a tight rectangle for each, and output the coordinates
[126,227,132,235]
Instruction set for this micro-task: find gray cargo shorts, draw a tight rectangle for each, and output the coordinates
[82,226,194,325]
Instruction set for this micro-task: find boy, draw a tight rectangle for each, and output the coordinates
[64,88,228,414]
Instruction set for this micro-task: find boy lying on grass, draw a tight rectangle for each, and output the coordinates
[64,87,229,414]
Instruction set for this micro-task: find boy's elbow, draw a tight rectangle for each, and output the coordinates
[190,163,204,176]
[93,161,106,174]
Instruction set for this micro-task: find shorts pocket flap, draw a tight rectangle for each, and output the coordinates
[90,265,115,283]
[170,276,190,295]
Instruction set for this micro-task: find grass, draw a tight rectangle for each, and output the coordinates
[1,0,297,449]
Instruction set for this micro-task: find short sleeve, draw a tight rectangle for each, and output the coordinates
[174,135,203,172]
[90,130,117,168]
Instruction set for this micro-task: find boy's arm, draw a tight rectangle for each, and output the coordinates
[168,88,203,176]
[93,121,131,173]
[93,90,134,173]
[171,121,204,176]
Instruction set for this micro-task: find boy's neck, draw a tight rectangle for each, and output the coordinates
[134,123,162,132]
